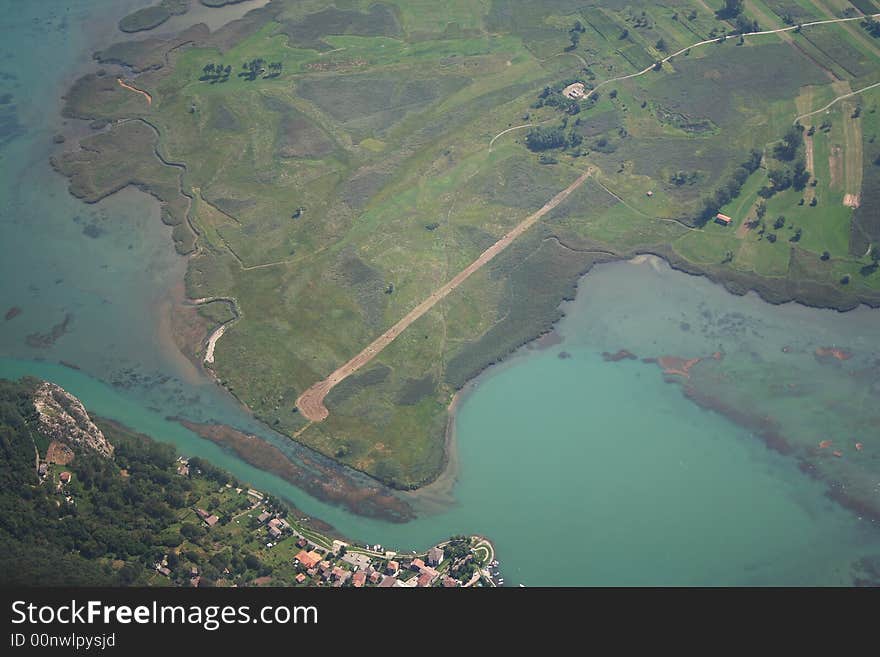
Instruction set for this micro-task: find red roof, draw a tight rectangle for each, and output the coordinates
[716,213,732,224]
[295,550,322,569]
[352,572,367,588]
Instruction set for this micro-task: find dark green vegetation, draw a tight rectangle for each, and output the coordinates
[0,377,279,586]
[119,0,190,34]
[56,0,880,489]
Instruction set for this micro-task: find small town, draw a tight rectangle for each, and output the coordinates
[169,457,500,588]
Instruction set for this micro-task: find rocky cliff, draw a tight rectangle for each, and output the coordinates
[33,382,114,458]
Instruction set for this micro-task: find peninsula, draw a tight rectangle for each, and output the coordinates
[52,0,880,491]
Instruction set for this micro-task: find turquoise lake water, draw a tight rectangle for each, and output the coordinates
[1,1,878,585]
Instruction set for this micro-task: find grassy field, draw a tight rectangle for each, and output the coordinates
[55,0,880,488]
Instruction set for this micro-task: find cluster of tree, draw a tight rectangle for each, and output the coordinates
[565,20,586,51]
[696,149,763,225]
[716,0,744,19]
[754,125,810,197]
[669,170,700,186]
[861,249,880,276]
[863,17,880,38]
[200,63,232,83]
[532,78,592,114]
[774,125,804,161]
[525,124,582,152]
[763,159,810,195]
[239,59,283,82]
[629,11,652,29]
[732,15,759,35]
[0,378,274,587]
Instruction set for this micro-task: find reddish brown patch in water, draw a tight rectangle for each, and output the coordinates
[815,346,852,362]
[4,306,21,321]
[657,356,702,378]
[819,440,832,449]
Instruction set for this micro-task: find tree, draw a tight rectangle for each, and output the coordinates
[718,0,744,18]
[863,17,880,38]
[793,158,810,190]
[525,126,567,151]
[656,38,667,52]
[774,124,803,161]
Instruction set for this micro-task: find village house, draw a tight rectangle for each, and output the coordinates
[295,573,307,584]
[38,463,47,478]
[715,213,732,226]
[369,571,381,585]
[257,510,272,524]
[352,571,367,588]
[59,471,72,484]
[426,546,444,567]
[267,517,287,539]
[386,560,399,576]
[294,550,322,570]
[378,576,397,587]
[296,537,308,549]
[332,569,351,587]
[562,81,586,99]
[410,558,425,571]
[442,576,459,588]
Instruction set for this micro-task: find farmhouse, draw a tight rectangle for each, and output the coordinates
[562,82,586,99]
[715,213,732,226]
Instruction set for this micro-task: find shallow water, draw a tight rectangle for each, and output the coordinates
[1,1,879,586]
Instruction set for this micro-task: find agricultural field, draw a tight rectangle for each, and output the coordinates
[55,0,880,488]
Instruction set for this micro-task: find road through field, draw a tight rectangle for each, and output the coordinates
[591,13,880,94]
[295,168,594,422]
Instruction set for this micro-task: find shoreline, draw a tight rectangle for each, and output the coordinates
[46,2,880,512]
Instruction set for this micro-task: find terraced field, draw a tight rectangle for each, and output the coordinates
[55,0,880,488]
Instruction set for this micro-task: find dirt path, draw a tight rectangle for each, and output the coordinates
[295,168,594,422]
[117,78,152,105]
[793,80,880,125]
[591,13,880,94]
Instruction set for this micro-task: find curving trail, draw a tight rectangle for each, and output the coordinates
[487,14,880,150]
[488,123,535,149]
[295,168,594,421]
[591,13,880,94]
[793,80,880,125]
[117,78,152,105]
